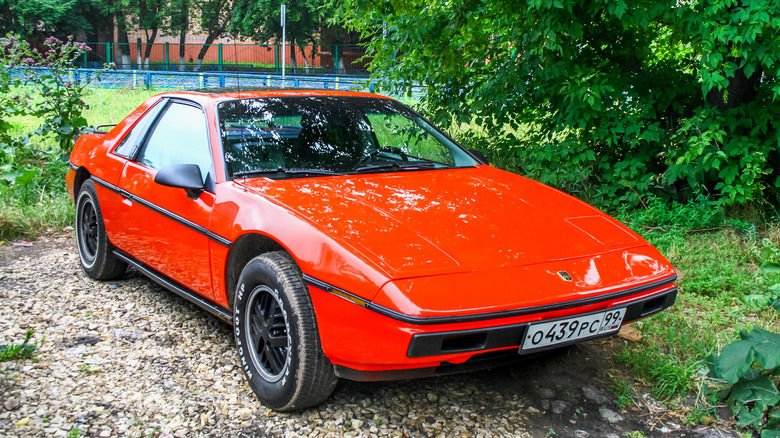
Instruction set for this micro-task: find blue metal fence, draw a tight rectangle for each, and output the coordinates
[10,67,426,99]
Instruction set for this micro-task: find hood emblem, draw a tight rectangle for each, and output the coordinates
[557,271,573,282]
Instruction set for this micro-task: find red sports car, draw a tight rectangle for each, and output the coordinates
[66,89,677,411]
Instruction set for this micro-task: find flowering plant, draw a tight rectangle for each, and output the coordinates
[0,34,95,189]
[0,34,94,153]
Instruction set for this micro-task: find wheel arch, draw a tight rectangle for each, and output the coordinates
[72,166,92,201]
[225,233,288,309]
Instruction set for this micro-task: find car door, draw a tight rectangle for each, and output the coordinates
[115,99,216,299]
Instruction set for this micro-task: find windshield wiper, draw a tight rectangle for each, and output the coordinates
[354,161,439,173]
[234,168,338,178]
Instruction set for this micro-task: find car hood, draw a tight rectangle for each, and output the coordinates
[237,166,649,280]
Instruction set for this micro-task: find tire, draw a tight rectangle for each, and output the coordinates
[233,251,337,411]
[75,179,127,280]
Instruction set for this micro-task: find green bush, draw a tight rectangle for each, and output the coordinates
[707,324,780,436]
[337,0,780,210]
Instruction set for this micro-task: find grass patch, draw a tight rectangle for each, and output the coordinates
[0,329,38,361]
[609,198,780,424]
[0,186,75,239]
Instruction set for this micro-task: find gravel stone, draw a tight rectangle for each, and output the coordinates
[0,234,733,437]
[581,384,610,404]
[3,398,21,411]
[694,428,737,438]
[551,400,570,414]
[599,407,624,423]
[536,387,556,399]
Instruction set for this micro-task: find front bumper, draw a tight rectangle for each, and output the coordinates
[307,274,677,382]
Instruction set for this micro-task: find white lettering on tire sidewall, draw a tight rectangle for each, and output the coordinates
[236,280,291,387]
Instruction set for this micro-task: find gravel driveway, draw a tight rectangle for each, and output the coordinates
[0,233,735,437]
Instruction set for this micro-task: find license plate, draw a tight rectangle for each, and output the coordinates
[521,307,626,352]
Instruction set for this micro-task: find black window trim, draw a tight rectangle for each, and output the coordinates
[134,97,217,193]
[112,97,168,159]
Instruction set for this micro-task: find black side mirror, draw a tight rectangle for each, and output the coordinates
[154,163,205,198]
[468,149,489,165]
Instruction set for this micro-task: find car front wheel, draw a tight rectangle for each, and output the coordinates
[75,179,127,280]
[233,252,337,411]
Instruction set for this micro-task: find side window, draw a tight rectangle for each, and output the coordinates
[137,102,213,184]
[113,99,166,158]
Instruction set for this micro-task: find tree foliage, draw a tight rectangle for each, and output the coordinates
[0,0,108,39]
[232,0,326,45]
[192,0,233,67]
[335,0,780,208]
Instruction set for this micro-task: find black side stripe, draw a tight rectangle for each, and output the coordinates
[304,274,678,326]
[91,175,232,247]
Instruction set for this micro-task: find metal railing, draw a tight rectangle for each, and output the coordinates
[80,42,369,75]
[9,67,426,99]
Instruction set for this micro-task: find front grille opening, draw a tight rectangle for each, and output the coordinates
[441,333,487,352]
[641,296,665,316]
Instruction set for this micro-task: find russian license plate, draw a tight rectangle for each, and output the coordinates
[521,307,626,352]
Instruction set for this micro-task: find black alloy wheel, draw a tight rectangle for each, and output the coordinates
[234,251,337,411]
[75,179,127,280]
[78,197,99,265]
[246,285,290,382]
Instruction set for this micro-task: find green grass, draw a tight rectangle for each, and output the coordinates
[7,87,159,139]
[0,329,37,361]
[0,187,74,239]
[83,88,159,125]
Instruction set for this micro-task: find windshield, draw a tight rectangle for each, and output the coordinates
[218,96,479,179]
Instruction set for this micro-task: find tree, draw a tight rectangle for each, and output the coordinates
[136,0,164,68]
[96,0,163,68]
[335,0,780,208]
[166,0,190,70]
[231,0,328,73]
[94,0,133,68]
[191,0,232,70]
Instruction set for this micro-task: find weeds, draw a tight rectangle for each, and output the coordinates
[78,364,101,373]
[612,197,780,432]
[607,373,635,410]
[702,242,780,435]
[0,329,38,361]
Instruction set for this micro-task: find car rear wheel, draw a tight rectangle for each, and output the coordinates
[233,252,337,411]
[75,179,127,280]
